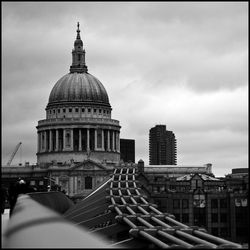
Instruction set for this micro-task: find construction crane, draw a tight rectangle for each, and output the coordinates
[6,142,22,166]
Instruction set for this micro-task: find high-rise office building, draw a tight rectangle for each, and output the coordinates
[149,125,177,165]
[120,139,135,163]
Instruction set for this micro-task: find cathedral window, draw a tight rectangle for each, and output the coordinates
[85,176,92,189]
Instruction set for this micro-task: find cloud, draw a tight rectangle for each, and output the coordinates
[113,82,247,176]
[2,2,248,177]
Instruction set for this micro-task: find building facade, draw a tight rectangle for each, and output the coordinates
[149,125,177,165]
[1,160,114,199]
[36,23,121,166]
[120,138,135,163]
[138,166,248,244]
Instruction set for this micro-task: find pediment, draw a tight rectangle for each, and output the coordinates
[191,173,202,180]
[70,160,107,171]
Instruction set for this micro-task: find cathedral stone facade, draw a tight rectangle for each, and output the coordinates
[36,23,121,167]
[30,23,120,196]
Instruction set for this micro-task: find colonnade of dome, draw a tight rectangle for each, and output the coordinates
[37,127,120,153]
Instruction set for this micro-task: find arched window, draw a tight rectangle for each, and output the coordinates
[85,176,92,189]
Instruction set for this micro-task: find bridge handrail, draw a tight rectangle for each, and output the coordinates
[3,194,112,248]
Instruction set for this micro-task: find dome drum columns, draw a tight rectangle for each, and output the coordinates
[37,127,120,161]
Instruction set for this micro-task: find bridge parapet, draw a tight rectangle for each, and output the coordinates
[2,194,112,248]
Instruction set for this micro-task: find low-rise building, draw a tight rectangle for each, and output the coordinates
[1,160,114,199]
[138,164,248,244]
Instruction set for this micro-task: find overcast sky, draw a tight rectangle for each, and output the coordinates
[2,2,248,176]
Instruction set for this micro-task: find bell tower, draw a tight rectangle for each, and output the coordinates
[70,22,88,73]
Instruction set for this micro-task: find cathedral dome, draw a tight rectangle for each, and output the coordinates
[47,23,110,109]
[37,23,120,167]
[47,72,110,107]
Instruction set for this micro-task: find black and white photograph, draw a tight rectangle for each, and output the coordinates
[2,2,248,248]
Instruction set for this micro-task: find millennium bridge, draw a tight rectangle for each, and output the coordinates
[3,164,244,248]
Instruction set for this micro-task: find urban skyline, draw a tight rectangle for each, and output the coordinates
[2,2,248,177]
